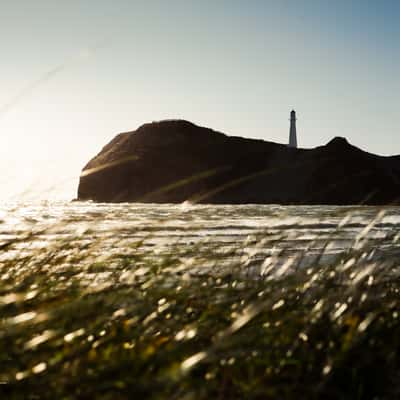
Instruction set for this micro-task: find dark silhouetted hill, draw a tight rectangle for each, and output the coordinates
[77,120,400,205]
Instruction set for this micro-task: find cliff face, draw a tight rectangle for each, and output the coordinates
[77,120,400,205]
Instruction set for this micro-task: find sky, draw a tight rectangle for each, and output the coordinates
[1,0,399,200]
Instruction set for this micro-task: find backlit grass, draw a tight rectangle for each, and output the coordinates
[0,206,399,399]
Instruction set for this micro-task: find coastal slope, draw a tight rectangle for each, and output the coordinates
[77,120,400,205]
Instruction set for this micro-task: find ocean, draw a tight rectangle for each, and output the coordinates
[2,202,400,274]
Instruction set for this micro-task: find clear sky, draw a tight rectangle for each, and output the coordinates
[1,0,399,200]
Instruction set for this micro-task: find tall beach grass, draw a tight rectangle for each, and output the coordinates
[0,203,399,399]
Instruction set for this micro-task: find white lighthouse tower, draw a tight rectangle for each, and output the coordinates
[288,110,298,148]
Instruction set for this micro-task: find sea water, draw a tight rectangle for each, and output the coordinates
[1,202,399,276]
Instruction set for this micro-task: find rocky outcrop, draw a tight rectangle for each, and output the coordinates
[77,120,400,205]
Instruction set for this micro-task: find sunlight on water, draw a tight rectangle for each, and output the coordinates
[1,202,400,272]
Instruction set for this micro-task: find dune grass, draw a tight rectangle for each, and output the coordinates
[0,205,399,399]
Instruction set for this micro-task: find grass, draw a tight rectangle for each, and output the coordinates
[0,204,399,399]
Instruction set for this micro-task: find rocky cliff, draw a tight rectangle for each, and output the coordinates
[77,120,400,205]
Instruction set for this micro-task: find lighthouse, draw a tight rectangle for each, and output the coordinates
[288,110,297,148]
